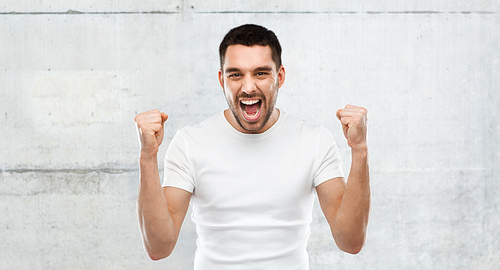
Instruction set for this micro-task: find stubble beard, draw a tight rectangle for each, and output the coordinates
[226,82,279,133]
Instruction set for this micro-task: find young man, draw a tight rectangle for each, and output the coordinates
[135,24,370,269]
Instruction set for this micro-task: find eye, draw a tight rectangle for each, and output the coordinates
[256,72,269,77]
[228,73,241,78]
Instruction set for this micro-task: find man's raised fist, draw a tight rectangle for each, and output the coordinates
[135,109,169,158]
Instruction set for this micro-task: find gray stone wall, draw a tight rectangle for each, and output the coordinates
[1,1,499,269]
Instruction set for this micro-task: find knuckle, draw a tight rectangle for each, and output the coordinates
[135,119,143,127]
[134,113,143,122]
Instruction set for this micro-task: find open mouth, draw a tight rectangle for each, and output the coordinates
[240,99,262,121]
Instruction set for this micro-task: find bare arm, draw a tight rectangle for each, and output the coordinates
[135,110,192,260]
[316,105,370,254]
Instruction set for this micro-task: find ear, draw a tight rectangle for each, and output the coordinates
[277,65,285,88]
[218,69,224,89]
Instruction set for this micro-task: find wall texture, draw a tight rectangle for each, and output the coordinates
[1,1,499,269]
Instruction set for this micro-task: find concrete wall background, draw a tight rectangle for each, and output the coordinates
[1,1,499,269]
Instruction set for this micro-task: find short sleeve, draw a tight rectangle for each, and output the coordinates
[163,130,195,193]
[312,127,344,187]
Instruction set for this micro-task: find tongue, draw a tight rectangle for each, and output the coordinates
[245,103,259,115]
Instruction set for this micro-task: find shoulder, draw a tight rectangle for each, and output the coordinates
[176,112,224,137]
[168,112,230,151]
[280,111,331,136]
[278,112,338,150]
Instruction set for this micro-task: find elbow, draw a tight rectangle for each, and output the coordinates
[331,218,368,255]
[147,246,174,261]
[144,239,176,261]
[334,229,366,255]
[340,243,364,255]
[149,253,165,261]
[149,253,169,261]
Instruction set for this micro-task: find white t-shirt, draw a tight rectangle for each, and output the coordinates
[163,110,344,270]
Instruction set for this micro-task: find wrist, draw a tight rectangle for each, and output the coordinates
[140,150,158,164]
[350,143,368,156]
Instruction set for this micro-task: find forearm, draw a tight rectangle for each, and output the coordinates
[333,147,370,253]
[137,155,176,259]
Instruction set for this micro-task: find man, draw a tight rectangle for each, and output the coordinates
[135,24,370,269]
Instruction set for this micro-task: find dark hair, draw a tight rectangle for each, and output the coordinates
[219,24,282,71]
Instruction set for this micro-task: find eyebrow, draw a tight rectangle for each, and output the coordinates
[255,66,273,72]
[225,68,241,73]
[224,66,273,74]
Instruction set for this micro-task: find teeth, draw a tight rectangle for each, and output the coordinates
[241,99,260,105]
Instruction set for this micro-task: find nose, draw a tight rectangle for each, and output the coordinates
[241,75,257,95]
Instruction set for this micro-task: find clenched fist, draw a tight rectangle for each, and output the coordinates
[135,109,169,159]
[336,105,368,151]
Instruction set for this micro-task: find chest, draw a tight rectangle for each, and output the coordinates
[189,136,318,224]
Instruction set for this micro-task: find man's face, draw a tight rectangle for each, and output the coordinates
[219,44,285,133]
